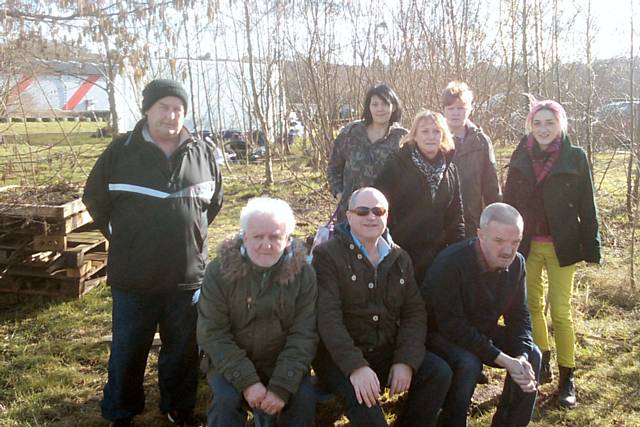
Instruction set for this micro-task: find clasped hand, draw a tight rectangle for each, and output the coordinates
[507,356,537,393]
[243,382,285,415]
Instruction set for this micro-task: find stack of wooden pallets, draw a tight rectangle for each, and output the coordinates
[0,194,107,298]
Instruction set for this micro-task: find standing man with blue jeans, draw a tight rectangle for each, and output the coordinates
[83,79,223,426]
[422,203,540,427]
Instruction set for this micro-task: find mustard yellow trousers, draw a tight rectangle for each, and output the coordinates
[526,241,577,368]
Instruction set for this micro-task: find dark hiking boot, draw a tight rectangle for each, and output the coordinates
[109,419,133,427]
[540,350,553,384]
[558,366,577,408]
[166,409,200,426]
[477,369,490,385]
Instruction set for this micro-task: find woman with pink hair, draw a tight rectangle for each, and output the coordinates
[504,100,601,409]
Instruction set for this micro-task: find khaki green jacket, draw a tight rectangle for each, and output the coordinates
[197,236,318,402]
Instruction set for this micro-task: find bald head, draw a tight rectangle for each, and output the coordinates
[346,187,389,245]
[348,187,389,211]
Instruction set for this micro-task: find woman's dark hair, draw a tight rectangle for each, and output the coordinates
[361,84,403,125]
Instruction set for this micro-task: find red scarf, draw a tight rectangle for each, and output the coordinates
[526,135,562,184]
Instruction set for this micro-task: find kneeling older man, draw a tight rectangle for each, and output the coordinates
[423,202,541,427]
[197,197,318,427]
[312,187,452,427]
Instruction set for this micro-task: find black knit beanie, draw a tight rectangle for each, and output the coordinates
[141,79,188,113]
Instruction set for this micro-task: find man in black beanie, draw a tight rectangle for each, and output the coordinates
[83,78,223,426]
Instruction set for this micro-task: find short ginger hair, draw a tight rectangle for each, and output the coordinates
[442,81,473,108]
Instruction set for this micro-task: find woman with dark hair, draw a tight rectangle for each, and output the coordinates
[375,110,465,286]
[504,100,601,409]
[327,84,406,221]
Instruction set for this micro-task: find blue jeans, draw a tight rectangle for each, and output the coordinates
[314,351,452,427]
[101,287,199,421]
[427,330,541,427]
[206,373,316,427]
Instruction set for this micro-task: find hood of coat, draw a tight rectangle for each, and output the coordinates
[216,235,308,285]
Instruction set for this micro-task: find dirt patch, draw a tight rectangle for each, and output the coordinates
[0,183,81,206]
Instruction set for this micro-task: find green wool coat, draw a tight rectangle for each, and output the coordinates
[504,135,601,266]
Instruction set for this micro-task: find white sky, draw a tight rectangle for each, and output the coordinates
[583,0,637,59]
[333,0,640,62]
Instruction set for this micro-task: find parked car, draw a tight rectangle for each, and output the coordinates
[201,130,237,165]
[594,100,639,129]
[592,100,640,148]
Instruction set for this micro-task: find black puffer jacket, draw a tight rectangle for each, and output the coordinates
[503,135,601,266]
[375,144,466,285]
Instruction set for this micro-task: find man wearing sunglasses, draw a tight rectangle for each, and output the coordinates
[312,187,452,426]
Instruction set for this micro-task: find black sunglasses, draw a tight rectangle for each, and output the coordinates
[349,206,387,217]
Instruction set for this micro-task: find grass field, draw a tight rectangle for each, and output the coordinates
[0,128,639,426]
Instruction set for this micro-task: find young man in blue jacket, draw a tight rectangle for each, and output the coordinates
[83,79,223,426]
[422,203,540,427]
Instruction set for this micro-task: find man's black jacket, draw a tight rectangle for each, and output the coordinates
[83,119,223,294]
[422,239,534,363]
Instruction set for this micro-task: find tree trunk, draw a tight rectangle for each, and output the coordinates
[243,0,273,185]
[521,0,530,97]
[102,37,119,137]
[627,0,635,217]
[585,0,594,168]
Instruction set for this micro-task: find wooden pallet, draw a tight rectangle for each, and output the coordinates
[0,266,106,298]
[0,230,108,298]
[0,198,86,221]
[0,193,108,298]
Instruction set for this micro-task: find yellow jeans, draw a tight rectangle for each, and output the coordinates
[526,241,578,368]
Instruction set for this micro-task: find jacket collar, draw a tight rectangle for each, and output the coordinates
[348,119,406,143]
[216,235,308,285]
[399,142,456,167]
[126,118,196,152]
[452,122,482,152]
[334,222,400,265]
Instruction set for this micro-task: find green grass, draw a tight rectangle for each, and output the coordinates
[0,121,107,136]
[0,128,639,426]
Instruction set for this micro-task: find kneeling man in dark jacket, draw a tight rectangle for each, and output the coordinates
[422,203,541,427]
[197,197,318,427]
[313,187,452,427]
